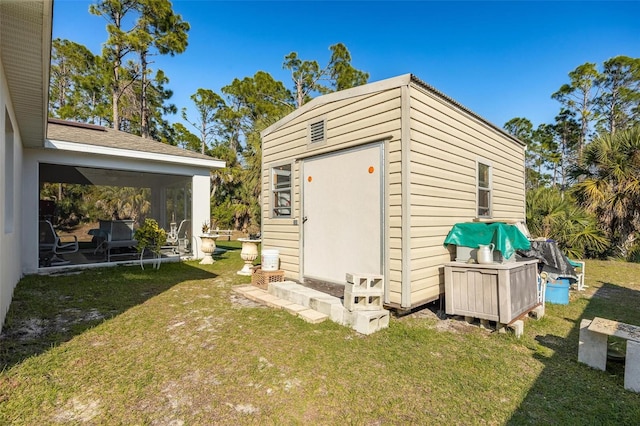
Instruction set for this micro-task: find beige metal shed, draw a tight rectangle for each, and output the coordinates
[260,74,526,311]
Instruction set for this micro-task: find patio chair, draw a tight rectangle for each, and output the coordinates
[568,259,586,291]
[537,272,548,304]
[39,220,79,266]
[39,220,79,255]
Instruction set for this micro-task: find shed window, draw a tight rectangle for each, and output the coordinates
[477,162,492,218]
[308,119,325,144]
[272,164,292,217]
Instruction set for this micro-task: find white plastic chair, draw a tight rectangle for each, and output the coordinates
[568,259,586,291]
[537,272,547,304]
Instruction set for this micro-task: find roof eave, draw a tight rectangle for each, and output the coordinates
[45,139,226,170]
[0,0,53,148]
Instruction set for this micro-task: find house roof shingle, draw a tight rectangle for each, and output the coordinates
[46,119,223,166]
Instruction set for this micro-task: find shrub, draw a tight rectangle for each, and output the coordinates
[134,219,167,269]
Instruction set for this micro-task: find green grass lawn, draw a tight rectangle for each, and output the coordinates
[1,244,639,424]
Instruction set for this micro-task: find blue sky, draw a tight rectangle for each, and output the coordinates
[53,0,640,131]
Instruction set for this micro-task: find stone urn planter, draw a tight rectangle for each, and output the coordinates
[199,234,219,264]
[237,238,261,275]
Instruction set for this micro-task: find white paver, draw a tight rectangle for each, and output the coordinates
[298,309,328,324]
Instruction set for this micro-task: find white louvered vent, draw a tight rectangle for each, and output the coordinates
[309,120,325,144]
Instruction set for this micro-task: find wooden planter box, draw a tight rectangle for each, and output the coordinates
[444,259,538,324]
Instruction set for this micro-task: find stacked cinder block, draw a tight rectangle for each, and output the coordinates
[344,273,389,335]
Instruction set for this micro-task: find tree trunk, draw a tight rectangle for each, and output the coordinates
[200,121,206,154]
[296,77,304,109]
[140,50,149,139]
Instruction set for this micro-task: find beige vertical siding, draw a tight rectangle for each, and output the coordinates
[262,88,403,285]
[406,81,526,307]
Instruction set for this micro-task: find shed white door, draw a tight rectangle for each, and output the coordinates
[302,144,383,284]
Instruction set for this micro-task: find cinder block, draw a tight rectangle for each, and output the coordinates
[624,340,640,393]
[344,290,384,311]
[345,273,368,288]
[377,310,390,329]
[353,310,390,335]
[344,292,366,311]
[530,305,545,319]
[330,304,354,326]
[508,320,524,338]
[344,282,384,297]
[345,273,384,291]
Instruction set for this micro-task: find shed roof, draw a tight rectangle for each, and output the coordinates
[261,73,524,147]
[46,119,225,169]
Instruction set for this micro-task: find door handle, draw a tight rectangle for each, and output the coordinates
[302,216,308,224]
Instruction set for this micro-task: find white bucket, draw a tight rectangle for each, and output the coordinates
[261,249,280,271]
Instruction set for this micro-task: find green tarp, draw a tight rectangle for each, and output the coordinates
[443,222,531,260]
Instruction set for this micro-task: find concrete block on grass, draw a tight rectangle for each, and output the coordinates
[508,320,524,338]
[353,309,390,335]
[330,304,354,326]
[529,305,545,319]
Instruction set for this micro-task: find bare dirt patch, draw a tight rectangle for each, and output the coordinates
[1,309,106,342]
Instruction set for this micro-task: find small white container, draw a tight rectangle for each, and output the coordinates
[261,249,280,271]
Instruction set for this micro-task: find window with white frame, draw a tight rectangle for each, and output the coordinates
[477,161,492,218]
[272,164,292,217]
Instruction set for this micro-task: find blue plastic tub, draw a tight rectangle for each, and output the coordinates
[546,279,570,304]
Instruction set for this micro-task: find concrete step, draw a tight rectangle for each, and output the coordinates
[268,281,390,334]
[233,285,328,324]
[234,282,390,334]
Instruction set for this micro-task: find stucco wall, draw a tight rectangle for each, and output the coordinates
[0,57,25,331]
